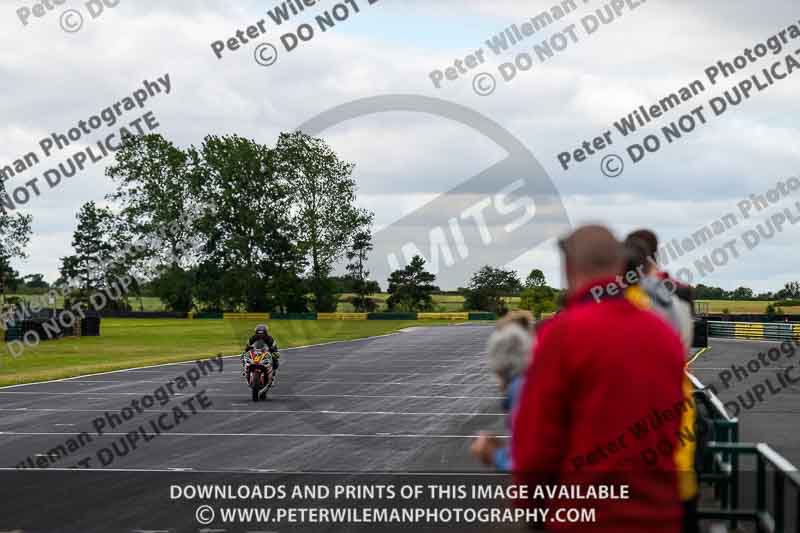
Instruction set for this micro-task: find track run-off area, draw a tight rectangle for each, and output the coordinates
[0,326,796,531]
[687,337,800,465]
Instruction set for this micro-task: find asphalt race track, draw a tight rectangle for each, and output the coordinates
[688,337,800,466]
[0,324,509,532]
[1,328,797,532]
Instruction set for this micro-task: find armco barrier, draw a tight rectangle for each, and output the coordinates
[317,313,367,320]
[270,313,317,320]
[3,322,22,342]
[468,312,497,321]
[417,312,469,321]
[368,312,417,320]
[702,313,800,323]
[192,311,224,319]
[708,321,800,341]
[223,312,270,320]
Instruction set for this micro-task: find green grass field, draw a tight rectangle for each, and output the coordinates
[336,293,522,312]
[5,294,165,312]
[695,300,800,314]
[0,319,454,387]
[10,292,795,315]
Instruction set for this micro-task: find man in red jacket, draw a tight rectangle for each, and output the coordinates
[512,225,686,532]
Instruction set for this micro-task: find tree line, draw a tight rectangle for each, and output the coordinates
[1,131,798,316]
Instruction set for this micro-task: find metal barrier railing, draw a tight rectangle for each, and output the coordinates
[689,372,800,532]
[698,443,800,533]
[707,321,800,341]
[688,372,740,510]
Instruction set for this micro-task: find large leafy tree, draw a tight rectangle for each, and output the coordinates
[0,182,33,302]
[106,134,198,268]
[23,274,49,290]
[463,265,521,314]
[524,268,547,289]
[519,269,556,319]
[106,134,200,311]
[345,229,379,312]
[777,281,800,300]
[275,131,372,312]
[732,286,754,300]
[190,134,299,312]
[386,255,438,312]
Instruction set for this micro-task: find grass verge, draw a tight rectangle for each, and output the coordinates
[0,318,460,387]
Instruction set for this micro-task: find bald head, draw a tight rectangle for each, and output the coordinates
[559,225,623,290]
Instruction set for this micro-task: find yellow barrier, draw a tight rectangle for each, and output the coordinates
[417,312,469,321]
[223,313,271,320]
[795,324,800,339]
[734,322,764,339]
[317,313,368,320]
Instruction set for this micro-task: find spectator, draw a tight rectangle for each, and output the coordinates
[624,232,700,533]
[499,309,535,333]
[623,236,693,354]
[627,229,695,315]
[471,318,533,471]
[512,225,686,532]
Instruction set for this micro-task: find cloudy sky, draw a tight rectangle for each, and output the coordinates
[2,0,799,291]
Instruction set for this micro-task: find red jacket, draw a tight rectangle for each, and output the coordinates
[512,278,686,532]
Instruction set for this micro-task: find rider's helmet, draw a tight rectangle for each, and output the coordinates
[255,324,268,336]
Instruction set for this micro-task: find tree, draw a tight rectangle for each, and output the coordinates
[345,229,379,312]
[106,134,203,311]
[520,286,556,319]
[59,202,117,294]
[778,281,800,299]
[732,286,754,300]
[106,134,198,270]
[463,266,521,314]
[524,268,547,289]
[765,303,784,319]
[23,274,49,290]
[0,265,23,294]
[275,131,373,312]
[695,284,729,300]
[149,265,195,312]
[386,255,438,312]
[519,269,556,319]
[190,134,298,312]
[0,181,33,303]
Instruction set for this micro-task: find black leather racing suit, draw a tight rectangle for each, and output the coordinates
[243,334,280,371]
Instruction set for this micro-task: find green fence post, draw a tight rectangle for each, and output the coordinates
[756,454,766,533]
[773,472,784,533]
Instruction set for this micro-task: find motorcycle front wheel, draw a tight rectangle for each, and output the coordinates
[251,371,261,402]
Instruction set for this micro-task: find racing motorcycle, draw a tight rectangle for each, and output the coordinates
[243,340,274,402]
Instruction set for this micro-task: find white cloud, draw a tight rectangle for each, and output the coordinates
[1,0,799,291]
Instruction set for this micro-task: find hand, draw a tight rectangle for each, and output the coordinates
[471,432,502,466]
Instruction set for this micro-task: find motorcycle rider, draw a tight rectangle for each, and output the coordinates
[242,324,280,382]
